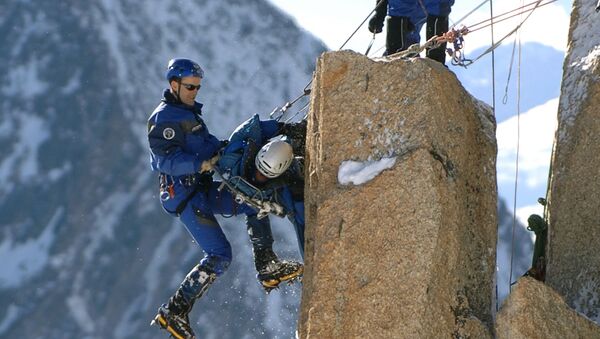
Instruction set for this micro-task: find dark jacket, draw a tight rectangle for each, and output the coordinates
[147,89,222,211]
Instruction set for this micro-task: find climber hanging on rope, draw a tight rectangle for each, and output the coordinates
[214,114,307,260]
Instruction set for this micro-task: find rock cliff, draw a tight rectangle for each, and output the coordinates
[496,277,600,339]
[546,0,600,323]
[298,51,497,338]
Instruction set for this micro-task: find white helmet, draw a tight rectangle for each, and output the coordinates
[255,140,294,178]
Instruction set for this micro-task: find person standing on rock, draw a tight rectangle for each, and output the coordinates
[368,0,455,64]
[146,58,303,339]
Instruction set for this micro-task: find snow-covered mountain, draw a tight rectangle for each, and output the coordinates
[0,1,325,338]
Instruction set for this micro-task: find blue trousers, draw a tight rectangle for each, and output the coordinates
[389,0,454,17]
[275,187,305,259]
[174,181,271,275]
[288,201,305,259]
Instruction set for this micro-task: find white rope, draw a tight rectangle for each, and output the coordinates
[508,0,525,295]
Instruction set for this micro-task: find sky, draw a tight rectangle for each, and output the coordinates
[268,0,573,224]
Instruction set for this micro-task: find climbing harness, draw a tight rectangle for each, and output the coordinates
[390,26,470,64]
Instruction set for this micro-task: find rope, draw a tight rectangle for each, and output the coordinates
[502,38,518,104]
[391,0,549,66]
[270,88,312,121]
[454,0,557,67]
[489,0,499,314]
[508,2,524,295]
[285,102,310,123]
[274,0,388,121]
[452,0,490,28]
[275,0,553,120]
[490,0,497,115]
[468,0,557,33]
[339,0,387,50]
[365,33,377,56]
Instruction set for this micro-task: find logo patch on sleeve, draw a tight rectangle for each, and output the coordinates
[163,127,175,140]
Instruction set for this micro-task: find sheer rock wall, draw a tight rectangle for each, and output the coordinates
[298,50,497,338]
[546,0,600,323]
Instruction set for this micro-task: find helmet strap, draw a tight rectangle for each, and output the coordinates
[175,79,183,103]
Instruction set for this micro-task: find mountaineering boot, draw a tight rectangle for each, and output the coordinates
[254,247,303,290]
[153,303,195,339]
[151,264,217,339]
[384,16,413,56]
[426,15,449,65]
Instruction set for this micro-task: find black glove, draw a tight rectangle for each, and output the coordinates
[368,0,388,34]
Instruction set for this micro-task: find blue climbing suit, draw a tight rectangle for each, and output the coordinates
[148,90,277,275]
[388,0,455,45]
[388,0,454,17]
[216,114,306,258]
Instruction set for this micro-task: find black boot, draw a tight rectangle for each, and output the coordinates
[152,265,216,339]
[384,16,413,56]
[426,15,449,65]
[253,247,303,290]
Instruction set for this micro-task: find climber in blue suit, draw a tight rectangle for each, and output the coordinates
[216,114,306,259]
[368,0,455,64]
[147,58,302,339]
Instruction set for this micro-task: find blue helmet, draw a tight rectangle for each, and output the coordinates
[165,58,204,81]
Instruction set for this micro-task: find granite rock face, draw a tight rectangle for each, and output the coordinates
[496,277,600,339]
[298,51,497,338]
[546,0,600,323]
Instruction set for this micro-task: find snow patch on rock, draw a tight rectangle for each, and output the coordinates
[338,157,397,185]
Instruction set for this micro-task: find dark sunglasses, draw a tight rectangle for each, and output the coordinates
[181,83,201,91]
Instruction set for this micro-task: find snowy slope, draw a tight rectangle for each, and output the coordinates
[0,1,325,338]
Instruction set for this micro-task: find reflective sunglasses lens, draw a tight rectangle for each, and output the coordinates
[182,83,200,91]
